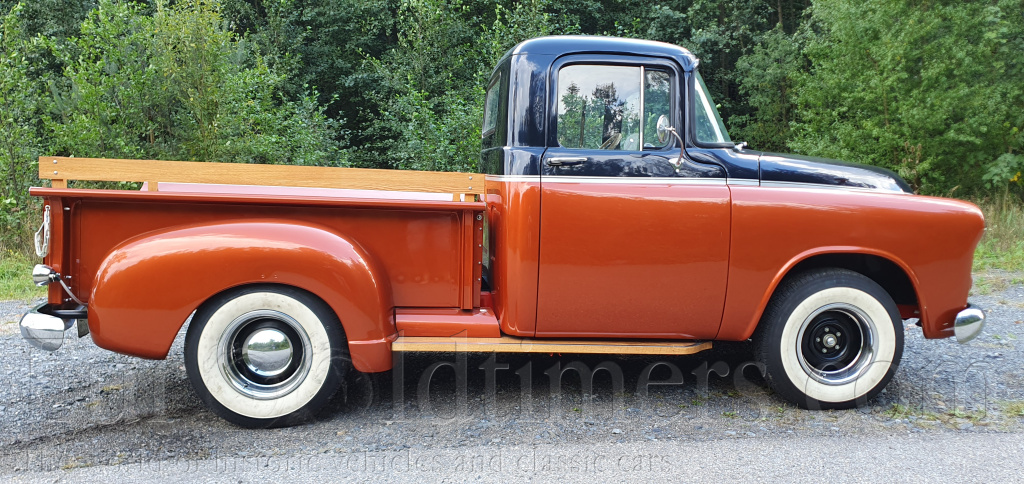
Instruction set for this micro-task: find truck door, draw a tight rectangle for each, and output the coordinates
[535,58,731,339]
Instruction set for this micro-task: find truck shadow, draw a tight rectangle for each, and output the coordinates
[323,341,777,424]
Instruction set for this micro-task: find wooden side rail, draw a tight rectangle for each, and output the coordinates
[38,156,483,201]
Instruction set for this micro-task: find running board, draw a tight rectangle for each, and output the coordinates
[391,336,712,355]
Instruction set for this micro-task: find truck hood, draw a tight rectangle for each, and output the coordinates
[757,152,913,194]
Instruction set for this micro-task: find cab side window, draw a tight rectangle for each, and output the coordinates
[556,65,670,151]
[482,78,501,136]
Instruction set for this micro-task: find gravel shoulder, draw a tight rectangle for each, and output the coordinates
[8,433,1024,483]
[0,299,41,337]
[1,275,1023,481]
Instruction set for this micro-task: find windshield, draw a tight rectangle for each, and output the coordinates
[694,72,732,144]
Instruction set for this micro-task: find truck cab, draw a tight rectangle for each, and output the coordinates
[482,36,744,340]
[480,36,924,340]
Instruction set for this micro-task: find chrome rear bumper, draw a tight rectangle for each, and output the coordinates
[19,304,88,351]
[954,305,985,344]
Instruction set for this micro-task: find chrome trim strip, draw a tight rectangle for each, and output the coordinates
[638,66,645,149]
[726,178,760,186]
[541,176,727,186]
[485,175,541,183]
[758,180,908,194]
[488,175,754,187]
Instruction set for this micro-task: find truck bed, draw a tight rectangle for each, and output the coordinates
[36,187,484,309]
[30,157,489,367]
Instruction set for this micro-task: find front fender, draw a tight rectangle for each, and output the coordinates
[89,220,395,371]
[720,187,983,341]
[720,247,922,341]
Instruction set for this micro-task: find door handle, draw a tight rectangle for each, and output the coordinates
[546,157,588,167]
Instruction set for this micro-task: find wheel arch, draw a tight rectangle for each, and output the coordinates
[88,221,395,371]
[735,248,923,341]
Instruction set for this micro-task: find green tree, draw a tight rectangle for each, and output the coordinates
[150,0,342,165]
[49,0,342,166]
[366,0,492,172]
[48,0,154,160]
[0,5,48,249]
[791,0,1024,195]
[220,0,394,160]
[732,25,805,152]
[644,0,810,125]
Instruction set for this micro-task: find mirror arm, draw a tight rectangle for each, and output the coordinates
[665,127,686,169]
[655,114,690,171]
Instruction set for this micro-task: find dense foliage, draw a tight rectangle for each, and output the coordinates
[1,0,1022,251]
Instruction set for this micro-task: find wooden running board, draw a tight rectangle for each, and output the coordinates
[391,336,712,355]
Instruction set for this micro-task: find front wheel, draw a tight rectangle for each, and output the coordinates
[185,285,348,427]
[754,269,903,409]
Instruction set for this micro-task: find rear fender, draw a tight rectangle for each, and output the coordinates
[89,221,395,372]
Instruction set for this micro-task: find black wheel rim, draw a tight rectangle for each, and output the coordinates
[797,303,876,386]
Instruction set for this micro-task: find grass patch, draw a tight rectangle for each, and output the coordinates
[883,403,946,422]
[0,249,44,301]
[970,275,1007,296]
[974,196,1024,272]
[884,403,914,419]
[946,408,987,424]
[881,403,997,429]
[1001,400,1024,418]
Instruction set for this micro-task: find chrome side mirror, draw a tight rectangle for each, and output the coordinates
[656,115,670,144]
[655,115,685,169]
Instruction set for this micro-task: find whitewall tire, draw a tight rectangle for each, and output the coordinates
[755,269,903,409]
[185,286,348,427]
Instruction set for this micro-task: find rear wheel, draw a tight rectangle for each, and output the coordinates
[754,269,903,409]
[185,286,348,427]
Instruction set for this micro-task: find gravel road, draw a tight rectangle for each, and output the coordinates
[2,275,1023,482]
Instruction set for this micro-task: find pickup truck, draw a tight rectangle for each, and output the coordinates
[20,36,986,428]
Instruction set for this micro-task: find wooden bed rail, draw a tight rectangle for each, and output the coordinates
[38,156,483,201]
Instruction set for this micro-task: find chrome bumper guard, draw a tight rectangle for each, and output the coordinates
[19,304,88,351]
[954,305,985,344]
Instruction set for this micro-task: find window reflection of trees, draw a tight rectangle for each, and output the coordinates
[558,67,665,150]
[559,84,587,149]
[559,82,637,150]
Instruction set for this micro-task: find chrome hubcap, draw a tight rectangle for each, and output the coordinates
[241,328,294,378]
[797,303,877,386]
[218,310,312,400]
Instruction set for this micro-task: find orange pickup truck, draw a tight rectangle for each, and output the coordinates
[21,36,985,428]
